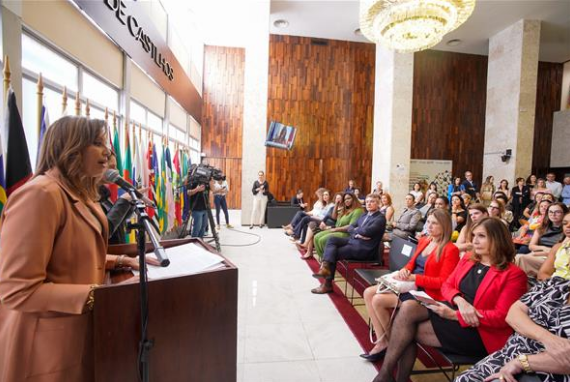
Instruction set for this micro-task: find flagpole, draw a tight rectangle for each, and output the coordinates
[62,87,68,115]
[85,99,90,118]
[3,55,11,101]
[74,92,81,116]
[36,74,44,137]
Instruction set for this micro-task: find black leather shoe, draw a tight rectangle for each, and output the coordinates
[359,349,387,362]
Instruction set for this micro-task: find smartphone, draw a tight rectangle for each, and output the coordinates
[413,294,437,306]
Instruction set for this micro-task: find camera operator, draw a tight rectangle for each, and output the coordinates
[213,176,232,230]
[187,176,215,238]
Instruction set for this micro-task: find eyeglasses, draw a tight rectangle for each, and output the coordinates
[548,210,564,215]
[490,206,500,210]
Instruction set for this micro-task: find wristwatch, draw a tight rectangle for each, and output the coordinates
[517,354,533,373]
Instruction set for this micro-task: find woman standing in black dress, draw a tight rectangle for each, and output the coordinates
[511,177,531,229]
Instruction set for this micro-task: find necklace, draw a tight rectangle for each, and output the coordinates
[476,263,489,275]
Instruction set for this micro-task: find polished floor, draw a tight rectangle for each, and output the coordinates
[216,210,378,382]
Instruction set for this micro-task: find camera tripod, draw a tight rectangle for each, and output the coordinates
[177,189,221,252]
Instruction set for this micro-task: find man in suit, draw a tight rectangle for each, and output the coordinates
[461,170,480,200]
[311,193,386,294]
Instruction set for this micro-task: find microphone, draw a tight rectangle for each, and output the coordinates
[103,169,156,208]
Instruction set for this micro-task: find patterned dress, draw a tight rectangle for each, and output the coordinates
[455,277,570,382]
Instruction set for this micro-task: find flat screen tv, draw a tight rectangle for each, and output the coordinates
[265,121,297,150]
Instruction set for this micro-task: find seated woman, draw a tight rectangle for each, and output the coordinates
[456,275,570,382]
[380,193,395,226]
[537,211,570,282]
[371,217,527,382]
[310,192,363,261]
[427,182,438,196]
[289,190,334,242]
[462,193,474,207]
[516,199,552,250]
[361,209,459,362]
[419,192,437,220]
[450,194,467,233]
[391,194,422,240]
[296,192,343,258]
[488,199,509,226]
[522,191,544,222]
[284,188,325,234]
[515,202,569,278]
[455,204,489,256]
[448,177,464,202]
[410,183,425,206]
[354,188,365,205]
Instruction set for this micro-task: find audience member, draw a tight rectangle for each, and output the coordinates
[297,192,342,258]
[291,189,308,210]
[311,194,386,294]
[250,170,269,229]
[419,192,437,219]
[497,179,511,200]
[526,174,537,191]
[488,199,508,226]
[522,191,544,220]
[455,276,570,382]
[537,210,570,281]
[417,196,449,237]
[427,182,438,196]
[345,179,356,194]
[373,181,384,196]
[391,194,422,240]
[213,176,232,230]
[510,177,531,228]
[561,176,570,206]
[379,193,395,225]
[354,188,365,205]
[372,218,527,382]
[447,177,464,202]
[516,199,553,250]
[410,182,425,205]
[455,204,489,255]
[546,172,563,200]
[312,193,364,261]
[450,194,467,232]
[494,193,514,225]
[515,202,568,278]
[461,193,473,207]
[480,176,495,207]
[461,171,479,200]
[533,178,551,198]
[284,188,325,233]
[290,190,333,241]
[361,210,459,362]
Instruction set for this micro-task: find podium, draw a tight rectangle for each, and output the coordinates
[93,239,238,382]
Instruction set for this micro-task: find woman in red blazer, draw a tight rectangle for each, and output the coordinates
[361,209,459,361]
[372,217,528,382]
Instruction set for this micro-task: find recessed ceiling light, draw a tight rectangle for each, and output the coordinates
[446,39,462,47]
[354,28,363,36]
[273,19,289,28]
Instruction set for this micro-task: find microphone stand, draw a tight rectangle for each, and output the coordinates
[127,188,170,382]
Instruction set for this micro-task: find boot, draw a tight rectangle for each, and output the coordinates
[312,261,332,279]
[311,280,333,294]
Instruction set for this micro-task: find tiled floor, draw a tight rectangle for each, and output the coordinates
[215,210,378,382]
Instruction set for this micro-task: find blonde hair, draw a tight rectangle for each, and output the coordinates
[36,116,107,202]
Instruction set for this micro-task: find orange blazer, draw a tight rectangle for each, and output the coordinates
[0,169,108,382]
[441,255,527,354]
[404,237,460,301]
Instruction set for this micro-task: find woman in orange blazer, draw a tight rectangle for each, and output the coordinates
[361,209,459,361]
[0,116,111,382]
[372,217,527,382]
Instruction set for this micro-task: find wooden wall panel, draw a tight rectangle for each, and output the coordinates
[532,61,563,177]
[201,46,244,209]
[266,35,375,204]
[411,50,488,184]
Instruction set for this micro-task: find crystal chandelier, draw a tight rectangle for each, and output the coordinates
[359,0,476,53]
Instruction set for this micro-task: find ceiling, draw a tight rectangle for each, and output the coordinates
[268,0,570,63]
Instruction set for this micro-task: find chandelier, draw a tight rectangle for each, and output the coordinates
[359,0,476,53]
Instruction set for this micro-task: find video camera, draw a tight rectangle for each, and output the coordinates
[187,163,224,188]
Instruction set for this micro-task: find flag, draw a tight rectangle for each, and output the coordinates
[146,140,156,219]
[35,105,49,170]
[5,89,32,196]
[164,146,175,231]
[181,150,191,222]
[122,123,132,185]
[132,129,144,189]
[157,143,166,233]
[172,149,182,227]
[0,132,7,215]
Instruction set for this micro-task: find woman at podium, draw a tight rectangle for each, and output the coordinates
[0,116,111,382]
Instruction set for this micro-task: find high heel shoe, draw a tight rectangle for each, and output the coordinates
[359,348,387,362]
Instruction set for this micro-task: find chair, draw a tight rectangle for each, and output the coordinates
[413,344,484,381]
[348,236,418,304]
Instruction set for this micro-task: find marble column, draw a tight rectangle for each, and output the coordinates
[240,1,270,225]
[483,19,540,182]
[371,47,414,214]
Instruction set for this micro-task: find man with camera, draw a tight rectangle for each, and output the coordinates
[187,166,219,238]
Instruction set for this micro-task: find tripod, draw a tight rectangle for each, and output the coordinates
[178,189,221,252]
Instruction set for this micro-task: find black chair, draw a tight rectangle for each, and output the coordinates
[413,344,484,381]
[348,236,418,305]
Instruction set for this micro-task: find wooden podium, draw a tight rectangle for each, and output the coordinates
[93,239,238,382]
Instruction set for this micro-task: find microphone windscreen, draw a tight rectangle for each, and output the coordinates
[103,169,121,183]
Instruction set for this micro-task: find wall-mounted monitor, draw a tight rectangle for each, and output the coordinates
[265,121,297,151]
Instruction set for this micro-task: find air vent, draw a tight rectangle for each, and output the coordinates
[310,39,328,46]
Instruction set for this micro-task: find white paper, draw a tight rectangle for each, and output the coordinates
[401,244,413,257]
[134,243,225,280]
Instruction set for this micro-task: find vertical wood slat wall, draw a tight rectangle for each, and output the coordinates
[266,35,375,205]
[201,46,245,209]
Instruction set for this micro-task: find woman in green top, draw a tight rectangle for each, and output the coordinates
[314,193,364,261]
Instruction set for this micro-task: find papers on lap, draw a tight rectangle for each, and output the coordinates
[409,290,437,305]
[135,243,225,280]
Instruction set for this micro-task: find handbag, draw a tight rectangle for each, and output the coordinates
[375,271,417,295]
